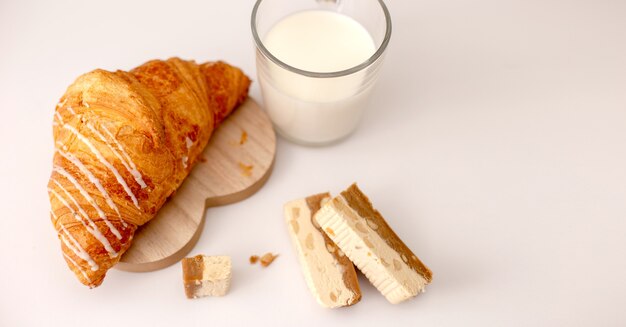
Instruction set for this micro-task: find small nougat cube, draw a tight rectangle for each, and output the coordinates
[182,255,232,299]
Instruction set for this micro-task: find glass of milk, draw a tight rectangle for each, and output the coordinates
[252,0,392,146]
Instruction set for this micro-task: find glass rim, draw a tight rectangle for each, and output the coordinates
[251,0,392,78]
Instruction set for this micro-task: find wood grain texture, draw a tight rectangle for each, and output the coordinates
[116,98,275,272]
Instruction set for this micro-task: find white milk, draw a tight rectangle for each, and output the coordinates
[257,10,378,145]
[263,10,375,73]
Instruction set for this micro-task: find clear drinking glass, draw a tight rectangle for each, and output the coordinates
[251,0,392,146]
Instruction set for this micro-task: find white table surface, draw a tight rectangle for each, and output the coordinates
[1,0,625,326]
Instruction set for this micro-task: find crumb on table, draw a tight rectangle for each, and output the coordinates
[259,252,278,267]
[240,130,248,145]
[249,255,259,264]
[238,162,253,177]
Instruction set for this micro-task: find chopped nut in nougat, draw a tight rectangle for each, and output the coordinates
[181,255,232,299]
[284,193,361,308]
[314,184,433,304]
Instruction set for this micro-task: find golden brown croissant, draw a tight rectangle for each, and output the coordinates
[48,58,250,287]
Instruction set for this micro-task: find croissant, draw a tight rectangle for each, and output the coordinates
[48,58,251,287]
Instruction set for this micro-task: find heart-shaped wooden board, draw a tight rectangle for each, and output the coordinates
[116,98,276,272]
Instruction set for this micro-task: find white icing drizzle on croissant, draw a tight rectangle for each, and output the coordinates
[51,185,116,263]
[55,141,67,152]
[56,149,129,229]
[63,252,92,285]
[50,210,58,222]
[54,113,141,209]
[54,110,130,229]
[88,122,147,189]
[50,184,119,264]
[54,111,64,125]
[53,167,122,243]
[49,188,100,271]
[58,222,99,271]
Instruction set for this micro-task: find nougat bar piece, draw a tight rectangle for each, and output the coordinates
[285,193,361,308]
[314,184,433,304]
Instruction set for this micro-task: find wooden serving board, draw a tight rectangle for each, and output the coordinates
[116,99,276,272]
